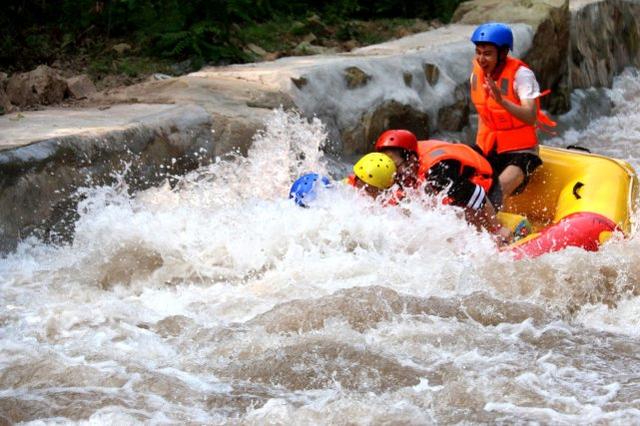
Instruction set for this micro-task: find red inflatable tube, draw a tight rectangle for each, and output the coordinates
[508,212,618,260]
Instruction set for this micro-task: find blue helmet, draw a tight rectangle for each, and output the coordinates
[289,173,331,207]
[471,22,513,51]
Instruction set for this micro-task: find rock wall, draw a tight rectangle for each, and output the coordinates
[215,23,534,156]
[0,105,213,252]
[569,0,640,89]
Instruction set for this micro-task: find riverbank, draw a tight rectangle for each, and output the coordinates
[0,15,444,115]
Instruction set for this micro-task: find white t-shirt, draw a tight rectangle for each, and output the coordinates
[513,66,541,100]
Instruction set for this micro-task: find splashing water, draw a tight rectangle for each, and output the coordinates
[547,68,640,169]
[2,73,640,424]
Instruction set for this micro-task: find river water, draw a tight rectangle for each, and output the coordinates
[2,69,640,424]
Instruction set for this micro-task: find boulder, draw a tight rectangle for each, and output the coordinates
[293,41,332,55]
[291,76,308,90]
[112,43,132,55]
[403,72,413,87]
[0,104,214,252]
[423,63,440,86]
[437,84,470,132]
[302,33,317,44]
[344,66,372,89]
[6,65,68,107]
[452,0,566,30]
[452,0,571,113]
[209,113,264,157]
[65,74,97,99]
[0,86,13,115]
[342,100,430,155]
[0,72,12,114]
[342,39,359,51]
[305,14,331,37]
[246,43,268,57]
[151,73,172,81]
[569,0,640,89]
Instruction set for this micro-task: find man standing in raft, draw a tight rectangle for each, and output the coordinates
[470,22,556,209]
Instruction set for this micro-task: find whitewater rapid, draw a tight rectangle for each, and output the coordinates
[2,69,640,424]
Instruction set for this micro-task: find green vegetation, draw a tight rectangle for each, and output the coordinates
[88,55,173,79]
[1,0,464,77]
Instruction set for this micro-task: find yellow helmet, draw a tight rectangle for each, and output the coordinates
[353,153,397,189]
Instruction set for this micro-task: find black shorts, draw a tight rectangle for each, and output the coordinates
[488,151,542,192]
[484,150,542,210]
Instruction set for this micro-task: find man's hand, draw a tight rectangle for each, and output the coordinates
[484,78,537,125]
[495,225,513,247]
[484,78,503,105]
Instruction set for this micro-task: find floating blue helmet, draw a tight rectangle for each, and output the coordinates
[471,22,513,51]
[289,173,331,207]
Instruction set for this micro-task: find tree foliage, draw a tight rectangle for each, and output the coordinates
[0,0,463,72]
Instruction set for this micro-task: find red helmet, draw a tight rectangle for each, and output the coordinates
[374,130,418,153]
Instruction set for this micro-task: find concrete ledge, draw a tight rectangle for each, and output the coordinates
[0,104,213,252]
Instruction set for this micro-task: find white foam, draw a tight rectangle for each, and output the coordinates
[3,69,640,423]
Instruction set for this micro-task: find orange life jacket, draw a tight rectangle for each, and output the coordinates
[416,140,493,192]
[470,56,556,155]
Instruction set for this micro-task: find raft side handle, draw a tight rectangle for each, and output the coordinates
[566,145,591,153]
[573,182,584,199]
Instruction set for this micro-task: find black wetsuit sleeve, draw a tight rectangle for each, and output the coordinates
[426,160,486,210]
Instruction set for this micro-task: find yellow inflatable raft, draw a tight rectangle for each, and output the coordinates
[501,145,638,258]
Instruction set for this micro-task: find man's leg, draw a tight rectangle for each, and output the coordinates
[498,164,525,199]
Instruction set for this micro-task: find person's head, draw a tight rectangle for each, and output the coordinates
[471,22,513,75]
[374,130,419,185]
[353,152,397,199]
[290,173,331,207]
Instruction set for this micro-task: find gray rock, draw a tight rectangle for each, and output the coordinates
[342,100,430,155]
[152,73,173,81]
[6,65,68,107]
[66,75,97,99]
[403,71,413,87]
[0,85,14,115]
[0,104,213,252]
[291,76,308,89]
[424,63,440,86]
[569,0,640,89]
[344,66,372,89]
[112,43,132,55]
[437,84,470,132]
[246,91,295,110]
[293,41,331,55]
[246,43,268,57]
